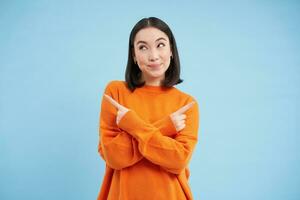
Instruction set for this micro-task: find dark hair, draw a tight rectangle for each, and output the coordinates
[125,17,183,92]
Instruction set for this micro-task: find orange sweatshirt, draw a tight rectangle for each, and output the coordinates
[97,80,199,200]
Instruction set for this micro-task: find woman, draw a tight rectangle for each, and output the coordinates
[97,17,200,200]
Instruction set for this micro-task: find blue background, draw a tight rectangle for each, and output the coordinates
[1,0,299,199]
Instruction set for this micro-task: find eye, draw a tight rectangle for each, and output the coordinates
[138,45,147,50]
[158,43,165,48]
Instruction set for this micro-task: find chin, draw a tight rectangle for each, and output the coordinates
[149,71,165,78]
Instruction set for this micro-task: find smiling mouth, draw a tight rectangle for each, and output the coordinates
[148,64,161,68]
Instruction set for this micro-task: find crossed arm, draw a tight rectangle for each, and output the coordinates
[99,111,179,169]
[98,93,199,174]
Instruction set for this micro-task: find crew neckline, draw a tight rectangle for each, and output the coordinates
[137,84,173,93]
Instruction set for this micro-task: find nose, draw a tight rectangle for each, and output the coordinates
[148,49,159,62]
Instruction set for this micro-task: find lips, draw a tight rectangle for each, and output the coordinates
[148,64,161,68]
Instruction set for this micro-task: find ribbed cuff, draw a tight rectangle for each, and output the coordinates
[118,110,154,141]
[158,116,178,136]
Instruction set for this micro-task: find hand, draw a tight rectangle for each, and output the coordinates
[170,102,195,132]
[104,94,130,125]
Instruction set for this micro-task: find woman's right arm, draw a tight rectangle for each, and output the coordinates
[98,109,178,170]
[98,83,143,170]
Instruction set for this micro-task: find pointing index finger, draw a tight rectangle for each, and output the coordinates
[176,101,195,114]
[104,94,121,109]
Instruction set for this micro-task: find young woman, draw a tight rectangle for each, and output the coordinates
[97,17,200,200]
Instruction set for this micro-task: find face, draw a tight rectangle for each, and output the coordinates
[133,27,172,86]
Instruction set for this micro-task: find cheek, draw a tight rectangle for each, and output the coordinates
[162,52,171,62]
[136,54,147,64]
[134,49,144,62]
[161,49,172,58]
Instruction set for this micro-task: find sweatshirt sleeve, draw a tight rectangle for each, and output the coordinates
[152,115,178,137]
[118,98,199,174]
[98,83,143,170]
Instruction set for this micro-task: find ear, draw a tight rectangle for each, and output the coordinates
[132,50,137,63]
[132,51,136,63]
[169,47,173,57]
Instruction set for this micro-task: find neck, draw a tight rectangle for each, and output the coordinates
[142,75,164,86]
[145,82,161,86]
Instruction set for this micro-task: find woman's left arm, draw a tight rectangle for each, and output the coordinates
[118,98,200,175]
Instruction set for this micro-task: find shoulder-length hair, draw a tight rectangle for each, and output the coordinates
[125,17,183,92]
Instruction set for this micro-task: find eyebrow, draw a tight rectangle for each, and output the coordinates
[136,37,167,45]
